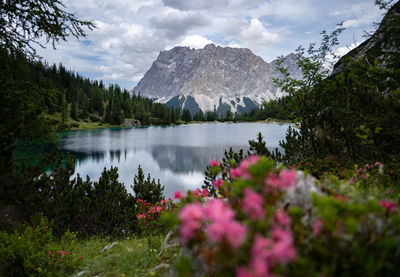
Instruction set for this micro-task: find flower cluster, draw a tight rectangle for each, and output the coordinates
[380,199,397,213]
[238,209,296,277]
[136,198,174,234]
[48,250,69,263]
[173,156,298,276]
[230,155,260,179]
[179,199,248,249]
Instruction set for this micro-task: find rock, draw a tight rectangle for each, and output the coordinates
[158,230,179,256]
[121,118,141,127]
[75,270,89,277]
[279,171,323,224]
[133,44,301,115]
[149,263,170,273]
[101,242,118,252]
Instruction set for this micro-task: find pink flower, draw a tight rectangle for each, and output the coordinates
[230,168,240,179]
[213,179,223,189]
[312,220,323,236]
[201,188,209,197]
[138,214,146,219]
[174,190,184,199]
[236,266,254,277]
[205,219,247,249]
[375,161,382,166]
[225,221,248,249]
[230,155,259,180]
[179,203,204,243]
[269,227,297,264]
[265,169,297,190]
[380,199,397,213]
[203,199,247,249]
[279,169,297,188]
[349,177,357,183]
[210,159,220,167]
[251,234,273,276]
[156,206,163,212]
[203,199,235,222]
[275,209,290,227]
[193,188,201,196]
[242,189,265,220]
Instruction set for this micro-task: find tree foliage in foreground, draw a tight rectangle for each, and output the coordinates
[274,1,400,165]
[0,0,94,56]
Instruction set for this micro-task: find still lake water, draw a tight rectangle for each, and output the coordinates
[58,123,290,197]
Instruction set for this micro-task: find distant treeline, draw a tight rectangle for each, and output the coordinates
[185,96,296,123]
[0,49,181,128]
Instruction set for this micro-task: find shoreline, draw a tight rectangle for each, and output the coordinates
[60,118,296,132]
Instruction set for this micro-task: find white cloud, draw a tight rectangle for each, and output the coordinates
[33,0,385,89]
[179,35,215,49]
[149,11,209,40]
[223,18,281,52]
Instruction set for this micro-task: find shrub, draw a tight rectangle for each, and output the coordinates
[168,156,400,277]
[0,215,81,276]
[132,165,165,204]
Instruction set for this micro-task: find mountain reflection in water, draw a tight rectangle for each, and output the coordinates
[58,123,290,197]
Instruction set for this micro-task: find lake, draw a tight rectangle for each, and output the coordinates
[58,122,290,197]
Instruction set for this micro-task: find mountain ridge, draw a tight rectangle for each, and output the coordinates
[133,44,301,115]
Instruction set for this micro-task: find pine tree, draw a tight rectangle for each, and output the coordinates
[131,165,165,204]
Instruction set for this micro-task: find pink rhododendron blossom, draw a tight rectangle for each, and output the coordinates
[230,168,240,179]
[225,221,248,249]
[278,169,297,188]
[269,227,297,264]
[138,214,146,219]
[210,159,220,167]
[251,234,273,276]
[203,199,235,222]
[179,203,204,243]
[242,189,265,220]
[380,199,397,213]
[349,177,357,183]
[312,220,323,236]
[203,199,247,249]
[265,169,297,190]
[213,179,223,189]
[230,155,259,180]
[236,266,254,277]
[174,190,183,199]
[193,188,201,196]
[205,218,247,249]
[275,209,291,227]
[156,206,163,212]
[201,188,209,197]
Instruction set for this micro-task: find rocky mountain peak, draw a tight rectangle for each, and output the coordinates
[133,44,301,115]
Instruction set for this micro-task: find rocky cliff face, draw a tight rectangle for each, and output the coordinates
[332,2,400,76]
[133,44,300,115]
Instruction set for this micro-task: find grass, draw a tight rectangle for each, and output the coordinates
[67,235,179,277]
[43,112,118,131]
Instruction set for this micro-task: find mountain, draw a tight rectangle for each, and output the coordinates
[332,1,400,76]
[133,44,301,116]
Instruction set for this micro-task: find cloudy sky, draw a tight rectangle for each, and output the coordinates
[36,0,385,89]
